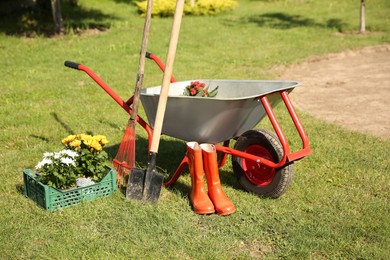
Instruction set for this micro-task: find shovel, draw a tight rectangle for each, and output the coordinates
[126,0,185,203]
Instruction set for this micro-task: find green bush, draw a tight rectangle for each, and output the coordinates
[135,0,238,17]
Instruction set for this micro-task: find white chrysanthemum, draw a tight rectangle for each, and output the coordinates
[35,158,53,170]
[60,149,78,158]
[53,152,62,159]
[43,152,54,158]
[60,157,76,166]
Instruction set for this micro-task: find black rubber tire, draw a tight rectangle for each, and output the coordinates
[232,129,294,198]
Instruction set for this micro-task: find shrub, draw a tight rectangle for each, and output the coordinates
[189,0,238,16]
[135,0,238,17]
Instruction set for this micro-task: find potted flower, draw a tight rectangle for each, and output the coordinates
[61,134,109,185]
[35,134,109,189]
[183,81,218,97]
[23,134,116,211]
[34,149,80,190]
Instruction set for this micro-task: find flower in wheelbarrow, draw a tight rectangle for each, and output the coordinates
[183,81,218,97]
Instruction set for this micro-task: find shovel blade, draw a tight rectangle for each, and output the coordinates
[126,152,164,203]
[126,168,145,200]
[142,167,164,203]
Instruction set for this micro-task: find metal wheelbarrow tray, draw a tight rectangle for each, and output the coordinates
[64,53,311,198]
[141,79,297,144]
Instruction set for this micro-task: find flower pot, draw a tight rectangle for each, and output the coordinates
[23,166,116,211]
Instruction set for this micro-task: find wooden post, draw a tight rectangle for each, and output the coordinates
[359,0,365,33]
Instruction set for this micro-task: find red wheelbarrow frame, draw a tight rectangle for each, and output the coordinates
[64,53,311,187]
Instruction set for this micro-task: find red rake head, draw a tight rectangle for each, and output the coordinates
[113,125,136,187]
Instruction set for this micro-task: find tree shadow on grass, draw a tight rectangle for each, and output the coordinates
[0,1,119,37]
[249,12,321,29]
[238,12,348,32]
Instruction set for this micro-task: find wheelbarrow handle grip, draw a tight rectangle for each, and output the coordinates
[145,52,176,83]
[64,61,80,70]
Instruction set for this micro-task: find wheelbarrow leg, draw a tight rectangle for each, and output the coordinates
[217,140,230,168]
[163,156,188,187]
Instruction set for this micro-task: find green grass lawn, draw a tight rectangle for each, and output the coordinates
[1,0,389,258]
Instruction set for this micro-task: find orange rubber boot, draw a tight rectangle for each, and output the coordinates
[200,143,236,216]
[186,142,215,215]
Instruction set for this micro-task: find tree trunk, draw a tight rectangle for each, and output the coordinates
[190,0,195,8]
[360,0,365,33]
[51,0,64,34]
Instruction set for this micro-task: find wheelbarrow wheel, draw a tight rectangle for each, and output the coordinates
[232,129,293,198]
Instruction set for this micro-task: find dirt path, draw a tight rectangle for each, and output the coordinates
[278,44,390,139]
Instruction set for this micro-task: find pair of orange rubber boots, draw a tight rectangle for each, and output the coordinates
[186,142,236,216]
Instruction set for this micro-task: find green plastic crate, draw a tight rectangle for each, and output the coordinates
[23,166,116,211]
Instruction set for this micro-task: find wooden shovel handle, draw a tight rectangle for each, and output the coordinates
[131,0,153,122]
[150,0,185,153]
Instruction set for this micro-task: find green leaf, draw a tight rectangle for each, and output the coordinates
[208,86,219,97]
[196,88,204,96]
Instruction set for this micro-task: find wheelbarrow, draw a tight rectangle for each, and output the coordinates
[64,53,311,198]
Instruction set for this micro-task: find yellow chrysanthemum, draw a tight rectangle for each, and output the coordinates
[82,134,90,139]
[95,135,108,145]
[77,133,86,139]
[62,135,77,145]
[62,133,108,151]
[90,139,103,151]
[69,139,82,149]
[83,138,92,147]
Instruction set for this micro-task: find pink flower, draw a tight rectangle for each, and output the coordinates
[184,81,218,97]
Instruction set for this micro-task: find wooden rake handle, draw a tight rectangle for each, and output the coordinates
[131,0,153,122]
[150,0,185,153]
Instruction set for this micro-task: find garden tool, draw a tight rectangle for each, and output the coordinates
[200,143,236,216]
[186,142,215,214]
[126,0,185,202]
[113,0,153,187]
